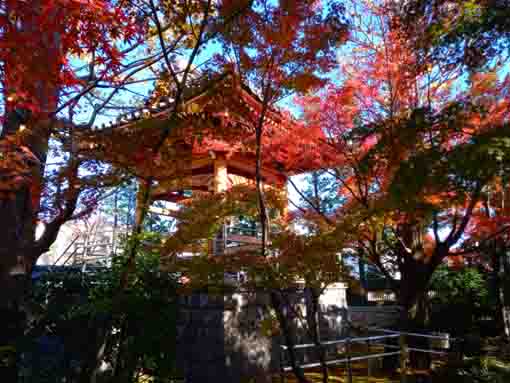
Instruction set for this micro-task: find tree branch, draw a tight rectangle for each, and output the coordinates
[33,166,80,260]
[446,183,483,247]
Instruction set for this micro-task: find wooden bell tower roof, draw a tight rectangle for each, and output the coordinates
[79,73,332,201]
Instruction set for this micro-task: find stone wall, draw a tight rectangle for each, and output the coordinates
[347,306,402,328]
[175,284,349,383]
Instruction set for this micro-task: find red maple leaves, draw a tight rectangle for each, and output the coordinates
[1,0,143,115]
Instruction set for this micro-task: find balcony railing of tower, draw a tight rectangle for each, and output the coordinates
[51,228,127,269]
[55,218,274,283]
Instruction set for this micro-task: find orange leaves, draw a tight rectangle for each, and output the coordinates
[422,191,458,207]
[0,136,40,197]
[218,0,347,103]
[465,211,510,249]
[470,71,498,97]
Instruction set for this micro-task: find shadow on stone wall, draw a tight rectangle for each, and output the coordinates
[175,290,350,383]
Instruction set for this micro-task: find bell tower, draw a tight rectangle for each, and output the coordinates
[78,72,347,383]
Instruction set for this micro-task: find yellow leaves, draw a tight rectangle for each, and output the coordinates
[159,185,269,258]
[267,226,348,287]
[430,79,453,96]
[156,181,351,290]
[462,0,483,20]
[184,102,201,115]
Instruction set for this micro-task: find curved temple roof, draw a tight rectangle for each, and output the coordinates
[78,73,335,198]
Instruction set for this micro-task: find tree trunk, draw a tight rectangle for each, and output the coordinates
[358,258,368,304]
[305,287,329,383]
[488,242,504,333]
[0,111,49,377]
[270,291,311,383]
[499,248,510,339]
[398,259,435,370]
[112,318,139,383]
[0,0,66,378]
[0,125,47,380]
[78,315,112,383]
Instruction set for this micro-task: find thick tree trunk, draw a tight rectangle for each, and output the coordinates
[0,154,43,380]
[0,114,51,379]
[398,259,435,371]
[0,1,65,379]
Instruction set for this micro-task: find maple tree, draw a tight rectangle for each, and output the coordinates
[393,0,510,70]
[0,0,143,273]
[28,0,345,379]
[461,146,510,337]
[215,0,348,252]
[0,2,145,379]
[211,2,349,381]
[298,0,510,368]
[0,0,254,379]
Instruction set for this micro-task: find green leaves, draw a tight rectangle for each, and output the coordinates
[430,264,489,307]
[400,0,510,70]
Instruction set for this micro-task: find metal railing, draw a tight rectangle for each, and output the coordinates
[279,327,454,383]
[226,224,260,238]
[369,327,453,356]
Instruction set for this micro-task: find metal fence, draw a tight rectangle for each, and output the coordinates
[279,327,454,383]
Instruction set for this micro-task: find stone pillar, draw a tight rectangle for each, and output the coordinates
[319,282,349,339]
[320,282,348,309]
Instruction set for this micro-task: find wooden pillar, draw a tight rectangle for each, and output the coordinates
[213,156,228,194]
[209,156,228,256]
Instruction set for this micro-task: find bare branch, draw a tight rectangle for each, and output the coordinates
[445,184,483,248]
